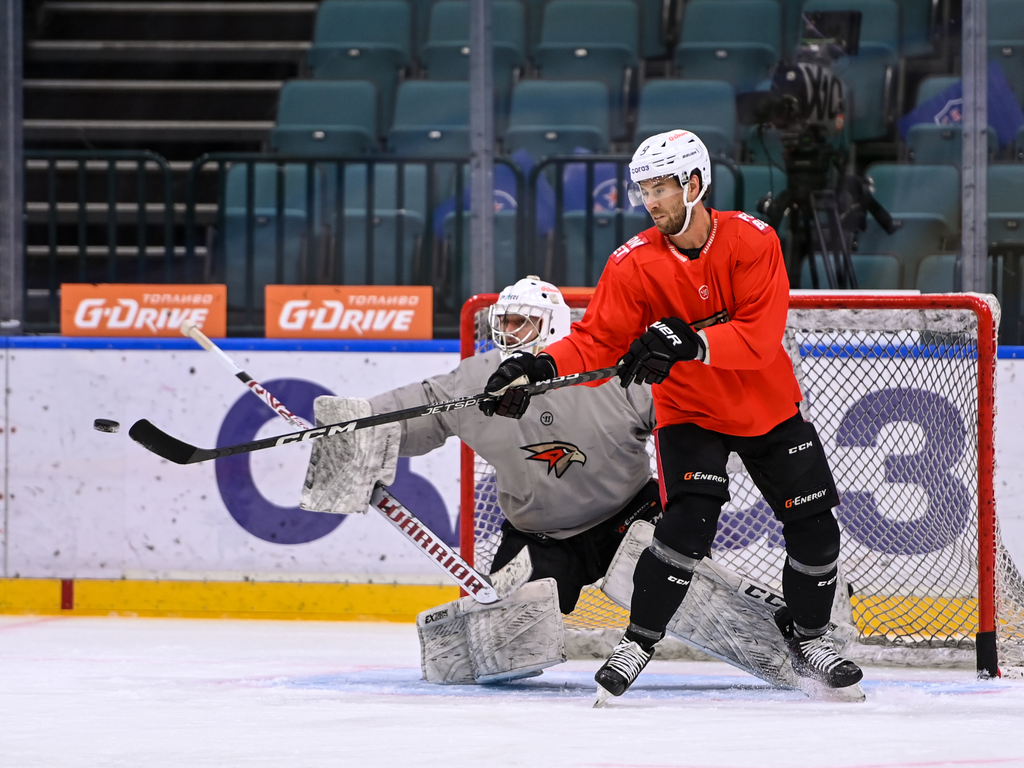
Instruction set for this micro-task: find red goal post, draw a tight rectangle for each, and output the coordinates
[459,291,1023,675]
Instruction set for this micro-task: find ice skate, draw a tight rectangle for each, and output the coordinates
[780,617,865,701]
[593,636,654,707]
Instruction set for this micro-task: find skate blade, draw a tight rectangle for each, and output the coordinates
[593,685,615,708]
[797,678,866,703]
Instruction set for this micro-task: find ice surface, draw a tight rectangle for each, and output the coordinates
[2,616,1024,768]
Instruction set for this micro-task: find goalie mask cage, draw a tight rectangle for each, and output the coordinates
[460,292,1024,676]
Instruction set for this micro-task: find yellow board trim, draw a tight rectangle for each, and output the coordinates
[0,578,459,622]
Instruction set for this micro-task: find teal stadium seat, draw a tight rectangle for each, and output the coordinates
[858,163,960,287]
[560,209,649,286]
[307,0,412,132]
[802,0,899,141]
[533,0,640,138]
[906,123,997,164]
[988,164,1024,246]
[989,0,1024,104]
[915,253,959,292]
[269,81,378,156]
[905,75,998,164]
[674,0,782,93]
[421,0,526,128]
[222,163,322,310]
[329,163,427,286]
[445,210,522,299]
[637,0,672,58]
[738,164,787,217]
[900,0,937,58]
[913,75,960,107]
[799,253,902,288]
[635,80,738,159]
[388,81,471,157]
[504,80,611,157]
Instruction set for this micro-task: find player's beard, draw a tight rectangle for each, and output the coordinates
[652,204,688,236]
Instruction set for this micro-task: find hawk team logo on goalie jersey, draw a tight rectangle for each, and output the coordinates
[520,442,587,478]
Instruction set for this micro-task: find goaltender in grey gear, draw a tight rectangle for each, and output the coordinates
[369,348,656,541]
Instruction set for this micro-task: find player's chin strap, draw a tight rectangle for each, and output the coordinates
[672,176,709,237]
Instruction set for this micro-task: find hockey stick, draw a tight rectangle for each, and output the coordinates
[129,357,622,465]
[175,319,530,604]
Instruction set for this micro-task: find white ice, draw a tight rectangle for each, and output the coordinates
[2,616,1024,768]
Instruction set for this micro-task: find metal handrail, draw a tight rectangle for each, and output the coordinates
[23,149,176,328]
[184,153,527,327]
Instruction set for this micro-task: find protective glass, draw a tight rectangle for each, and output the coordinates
[626,176,688,208]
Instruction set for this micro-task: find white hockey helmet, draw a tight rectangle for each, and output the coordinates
[627,130,712,236]
[489,276,572,358]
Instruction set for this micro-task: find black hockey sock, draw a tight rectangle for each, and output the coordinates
[627,548,694,647]
[782,560,838,636]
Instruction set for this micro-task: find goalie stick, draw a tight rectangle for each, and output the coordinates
[129,360,622,465]
[175,319,531,604]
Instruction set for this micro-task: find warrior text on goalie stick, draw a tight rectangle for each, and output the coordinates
[175,319,531,604]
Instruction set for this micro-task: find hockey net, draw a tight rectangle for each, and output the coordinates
[460,292,1024,674]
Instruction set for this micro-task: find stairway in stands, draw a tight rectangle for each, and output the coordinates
[21,0,317,328]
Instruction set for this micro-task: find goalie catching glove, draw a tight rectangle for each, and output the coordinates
[618,317,706,387]
[300,396,400,515]
[479,351,557,419]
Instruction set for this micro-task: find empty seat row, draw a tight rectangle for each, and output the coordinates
[217,152,751,307]
[270,78,741,159]
[307,0,913,146]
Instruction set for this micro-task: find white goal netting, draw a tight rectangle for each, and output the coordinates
[460,292,1024,673]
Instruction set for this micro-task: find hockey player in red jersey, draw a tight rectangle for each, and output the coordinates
[480,129,863,703]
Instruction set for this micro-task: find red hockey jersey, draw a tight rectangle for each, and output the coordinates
[544,209,802,437]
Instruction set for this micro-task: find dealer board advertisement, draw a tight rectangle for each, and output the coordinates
[2,339,462,582]
[2,340,1023,587]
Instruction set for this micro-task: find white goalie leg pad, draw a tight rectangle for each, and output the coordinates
[299,396,400,515]
[602,520,800,689]
[417,599,476,685]
[464,578,566,683]
[416,578,566,684]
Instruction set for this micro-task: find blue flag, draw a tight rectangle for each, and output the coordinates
[898,60,1024,148]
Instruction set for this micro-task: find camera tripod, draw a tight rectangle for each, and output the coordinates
[760,136,859,290]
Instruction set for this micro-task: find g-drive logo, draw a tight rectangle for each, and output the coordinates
[266,286,433,339]
[278,299,417,335]
[61,284,227,337]
[74,297,211,332]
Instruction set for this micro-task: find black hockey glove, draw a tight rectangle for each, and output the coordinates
[479,352,557,419]
[618,317,705,387]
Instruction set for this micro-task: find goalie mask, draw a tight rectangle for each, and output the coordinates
[489,276,571,359]
[627,130,711,237]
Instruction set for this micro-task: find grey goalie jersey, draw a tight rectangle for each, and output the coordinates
[370,349,656,540]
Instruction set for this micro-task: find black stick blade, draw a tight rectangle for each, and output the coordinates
[128,419,199,465]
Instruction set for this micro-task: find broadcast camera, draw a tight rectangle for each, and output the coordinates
[737,12,896,288]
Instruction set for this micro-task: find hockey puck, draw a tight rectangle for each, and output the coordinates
[93,418,120,433]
